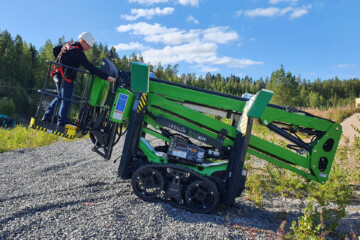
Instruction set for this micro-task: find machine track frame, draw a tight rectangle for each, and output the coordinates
[131,163,221,213]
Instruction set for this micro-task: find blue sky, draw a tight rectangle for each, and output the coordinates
[1,0,359,80]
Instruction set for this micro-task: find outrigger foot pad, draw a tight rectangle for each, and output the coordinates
[29,118,77,139]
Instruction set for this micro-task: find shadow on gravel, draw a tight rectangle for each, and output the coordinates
[0,196,107,227]
[40,158,88,173]
[343,212,360,225]
[0,181,115,215]
[0,193,32,204]
[161,201,301,233]
[227,202,300,232]
[0,182,108,205]
[0,196,108,239]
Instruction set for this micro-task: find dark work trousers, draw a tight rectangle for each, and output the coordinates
[44,80,74,126]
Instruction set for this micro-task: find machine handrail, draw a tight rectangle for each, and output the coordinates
[38,89,88,103]
[46,60,92,75]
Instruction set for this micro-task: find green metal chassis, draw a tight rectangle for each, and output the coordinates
[130,78,342,185]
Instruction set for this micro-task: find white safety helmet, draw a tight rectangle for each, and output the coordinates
[78,32,95,47]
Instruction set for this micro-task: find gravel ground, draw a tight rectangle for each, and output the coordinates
[0,137,359,239]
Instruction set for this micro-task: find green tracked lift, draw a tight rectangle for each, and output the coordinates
[31,60,342,213]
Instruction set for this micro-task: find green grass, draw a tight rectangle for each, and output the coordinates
[0,125,74,153]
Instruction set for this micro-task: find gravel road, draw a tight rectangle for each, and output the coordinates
[0,137,359,239]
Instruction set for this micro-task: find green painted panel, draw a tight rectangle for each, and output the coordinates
[260,107,333,131]
[89,67,110,106]
[249,135,310,169]
[247,89,273,118]
[147,93,237,138]
[148,106,234,147]
[309,122,342,183]
[149,81,246,112]
[131,62,149,93]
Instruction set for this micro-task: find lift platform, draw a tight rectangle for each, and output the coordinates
[30,60,342,213]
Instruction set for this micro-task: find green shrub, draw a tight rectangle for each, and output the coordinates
[11,87,33,115]
[245,144,354,238]
[308,162,353,205]
[245,168,270,205]
[287,201,324,240]
[0,97,15,116]
[287,197,350,240]
[352,116,360,152]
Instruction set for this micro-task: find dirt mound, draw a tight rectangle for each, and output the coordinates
[341,113,360,145]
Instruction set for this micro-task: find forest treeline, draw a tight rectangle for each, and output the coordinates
[0,29,359,117]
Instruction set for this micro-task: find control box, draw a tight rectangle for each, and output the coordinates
[167,137,205,164]
[109,88,135,123]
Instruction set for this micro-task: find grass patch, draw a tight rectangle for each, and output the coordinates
[0,125,76,153]
[304,105,360,123]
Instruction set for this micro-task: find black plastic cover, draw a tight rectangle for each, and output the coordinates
[100,58,118,78]
[118,70,131,88]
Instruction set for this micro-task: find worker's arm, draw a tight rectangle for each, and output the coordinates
[78,52,115,82]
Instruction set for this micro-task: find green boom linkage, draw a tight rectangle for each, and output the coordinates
[117,62,341,212]
[31,60,342,213]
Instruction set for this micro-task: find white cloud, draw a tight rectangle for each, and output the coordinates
[145,30,199,45]
[202,27,239,44]
[140,41,263,68]
[241,4,311,19]
[141,41,217,65]
[198,65,219,73]
[178,0,199,7]
[289,5,312,19]
[289,8,307,19]
[235,10,243,16]
[244,7,289,17]
[333,64,358,68]
[113,42,146,51]
[128,0,199,6]
[116,22,262,71]
[121,7,174,21]
[201,56,263,68]
[117,22,238,45]
[269,0,298,4]
[187,15,199,24]
[129,0,168,5]
[117,22,173,36]
[280,7,293,15]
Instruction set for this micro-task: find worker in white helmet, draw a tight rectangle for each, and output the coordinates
[43,32,116,127]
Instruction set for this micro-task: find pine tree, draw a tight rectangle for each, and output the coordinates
[267,65,299,106]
